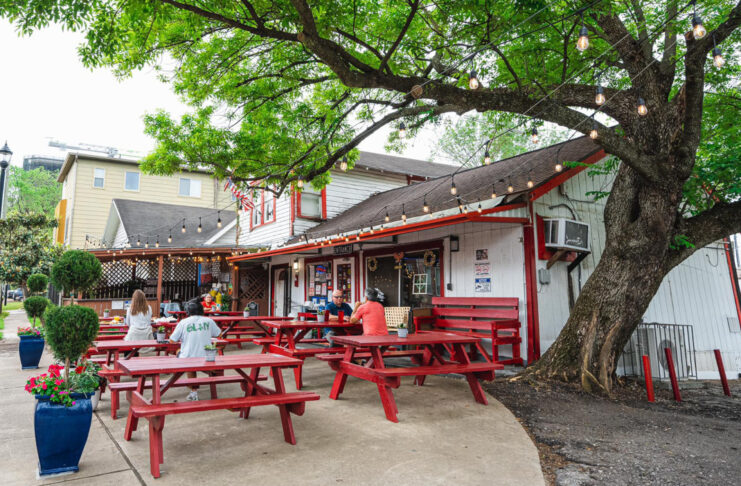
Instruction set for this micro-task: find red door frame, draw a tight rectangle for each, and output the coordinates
[523,202,541,362]
[723,237,741,329]
[270,263,289,316]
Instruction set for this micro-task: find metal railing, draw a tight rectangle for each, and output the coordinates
[618,322,697,380]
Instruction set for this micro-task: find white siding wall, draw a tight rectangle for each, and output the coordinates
[112,220,128,248]
[238,193,292,247]
[533,160,741,377]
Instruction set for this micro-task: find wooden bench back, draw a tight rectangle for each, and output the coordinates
[430,297,519,321]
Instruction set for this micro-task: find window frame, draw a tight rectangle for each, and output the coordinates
[92,168,105,189]
[249,189,277,230]
[178,177,202,198]
[123,171,140,192]
[296,187,326,220]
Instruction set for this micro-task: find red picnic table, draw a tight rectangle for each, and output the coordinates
[259,319,362,389]
[208,315,292,347]
[204,310,244,316]
[324,331,503,423]
[119,354,320,478]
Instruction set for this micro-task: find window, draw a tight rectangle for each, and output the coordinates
[93,168,105,188]
[124,171,140,191]
[179,178,202,197]
[297,187,324,219]
[251,207,260,228]
[263,191,275,223]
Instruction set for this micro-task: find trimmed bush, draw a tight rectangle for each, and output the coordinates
[44,305,99,381]
[23,296,50,327]
[26,274,49,294]
[50,250,102,299]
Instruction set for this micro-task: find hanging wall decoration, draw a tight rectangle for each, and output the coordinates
[367,257,378,272]
[423,250,437,267]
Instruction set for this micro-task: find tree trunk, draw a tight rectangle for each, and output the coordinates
[527,162,684,394]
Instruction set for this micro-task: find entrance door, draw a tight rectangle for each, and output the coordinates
[272,267,290,316]
[238,265,269,316]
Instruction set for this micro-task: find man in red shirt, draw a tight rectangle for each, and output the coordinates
[349,288,388,336]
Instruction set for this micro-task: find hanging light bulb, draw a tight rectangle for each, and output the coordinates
[370,226,375,234]
[576,14,589,51]
[491,184,497,199]
[401,204,407,223]
[450,178,457,195]
[531,127,539,144]
[692,1,706,40]
[468,69,479,90]
[181,219,186,233]
[385,208,390,222]
[356,234,360,241]
[398,122,406,138]
[712,47,725,68]
[344,234,349,242]
[595,85,606,106]
[423,197,429,213]
[168,232,172,243]
[155,237,160,248]
[590,119,599,139]
[217,211,222,228]
[527,173,534,189]
[507,179,514,193]
[340,156,348,171]
[484,150,491,165]
[297,178,304,188]
[457,197,464,212]
[197,217,203,233]
[136,236,141,246]
[555,162,563,172]
[145,240,149,249]
[637,97,648,116]
[477,203,483,214]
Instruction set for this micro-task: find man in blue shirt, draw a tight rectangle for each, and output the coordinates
[324,290,353,340]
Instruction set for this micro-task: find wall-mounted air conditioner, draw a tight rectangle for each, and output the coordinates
[543,218,590,252]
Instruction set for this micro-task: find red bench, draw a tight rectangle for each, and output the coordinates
[414,297,523,366]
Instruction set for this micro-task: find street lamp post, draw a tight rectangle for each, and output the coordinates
[0,141,11,314]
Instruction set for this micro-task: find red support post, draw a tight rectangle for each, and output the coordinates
[641,355,655,403]
[713,349,732,397]
[664,347,681,402]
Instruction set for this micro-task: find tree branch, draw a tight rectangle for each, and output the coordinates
[378,0,420,73]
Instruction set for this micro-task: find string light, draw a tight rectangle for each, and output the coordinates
[531,127,539,144]
[468,69,480,90]
[477,203,483,214]
[527,172,534,189]
[491,184,497,199]
[484,149,491,165]
[168,232,172,243]
[197,217,203,233]
[457,197,464,212]
[401,204,407,223]
[450,177,457,195]
[590,118,599,139]
[423,197,429,213]
[398,122,406,138]
[555,162,563,172]
[507,178,514,193]
[217,211,222,228]
[340,156,348,171]
[136,236,141,246]
[297,178,304,188]
[576,13,589,51]
[181,219,186,233]
[692,1,706,39]
[385,208,390,222]
[155,237,160,248]
[595,85,605,105]
[370,226,375,234]
[145,240,149,249]
[356,234,360,241]
[712,35,725,68]
[637,97,648,116]
[344,234,350,242]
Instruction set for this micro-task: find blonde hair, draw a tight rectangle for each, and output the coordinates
[130,289,149,315]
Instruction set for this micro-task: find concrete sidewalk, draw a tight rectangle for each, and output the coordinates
[0,311,544,486]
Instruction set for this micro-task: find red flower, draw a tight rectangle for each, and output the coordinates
[41,382,47,390]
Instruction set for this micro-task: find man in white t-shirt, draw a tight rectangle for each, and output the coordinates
[169,301,221,401]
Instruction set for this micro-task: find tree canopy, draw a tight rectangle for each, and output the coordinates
[7,166,62,219]
[0,212,62,289]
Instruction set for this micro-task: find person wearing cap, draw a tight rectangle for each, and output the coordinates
[349,287,388,336]
[324,290,353,342]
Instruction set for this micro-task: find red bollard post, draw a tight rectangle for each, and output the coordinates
[713,349,732,397]
[641,355,655,402]
[664,347,682,402]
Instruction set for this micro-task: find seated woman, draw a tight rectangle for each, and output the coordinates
[349,287,389,336]
[124,289,154,342]
[201,293,219,313]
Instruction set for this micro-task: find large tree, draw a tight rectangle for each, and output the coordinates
[7,166,62,219]
[4,0,741,393]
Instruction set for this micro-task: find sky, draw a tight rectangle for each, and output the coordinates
[0,19,439,168]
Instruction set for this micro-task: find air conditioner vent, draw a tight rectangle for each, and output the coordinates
[543,218,590,252]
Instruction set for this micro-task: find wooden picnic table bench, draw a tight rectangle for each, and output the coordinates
[327,331,503,422]
[259,319,362,389]
[414,297,524,366]
[119,354,320,478]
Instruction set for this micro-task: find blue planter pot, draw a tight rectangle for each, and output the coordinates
[19,335,45,369]
[34,394,93,476]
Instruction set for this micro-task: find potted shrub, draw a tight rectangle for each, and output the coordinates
[18,327,45,369]
[103,309,110,318]
[243,306,250,318]
[33,304,99,476]
[50,250,102,304]
[397,323,409,338]
[203,344,218,362]
[220,293,232,312]
[155,326,167,342]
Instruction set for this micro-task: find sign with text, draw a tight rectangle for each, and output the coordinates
[333,244,353,255]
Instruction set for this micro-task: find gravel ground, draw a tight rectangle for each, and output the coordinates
[484,377,741,486]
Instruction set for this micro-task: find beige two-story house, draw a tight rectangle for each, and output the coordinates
[55,153,234,249]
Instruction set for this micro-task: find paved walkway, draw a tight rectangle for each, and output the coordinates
[0,311,544,486]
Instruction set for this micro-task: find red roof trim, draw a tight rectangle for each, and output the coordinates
[528,149,606,202]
